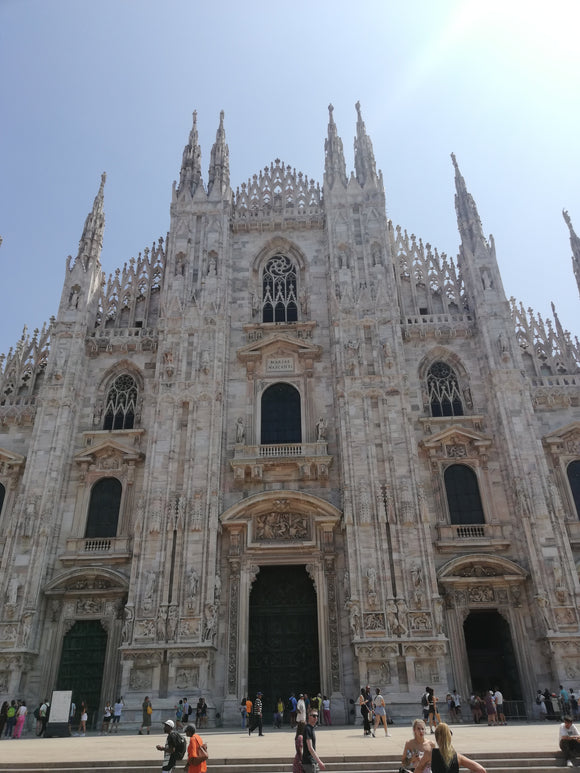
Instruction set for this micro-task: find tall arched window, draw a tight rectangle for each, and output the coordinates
[567,460,580,519]
[261,383,301,444]
[262,255,298,323]
[85,478,122,538]
[444,464,485,524]
[427,361,464,417]
[103,374,138,430]
[0,482,5,516]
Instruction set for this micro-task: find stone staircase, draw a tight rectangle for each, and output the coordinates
[0,751,567,773]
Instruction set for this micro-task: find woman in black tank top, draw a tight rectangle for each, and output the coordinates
[414,722,487,773]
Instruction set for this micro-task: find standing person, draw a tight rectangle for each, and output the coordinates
[414,722,486,773]
[493,688,506,725]
[322,695,331,726]
[296,694,307,735]
[155,719,185,773]
[249,691,264,736]
[446,693,457,724]
[111,697,124,733]
[452,691,462,723]
[68,699,77,734]
[401,718,435,772]
[175,700,184,731]
[0,701,9,737]
[14,700,27,739]
[4,700,17,737]
[79,702,88,736]
[559,715,580,767]
[274,697,284,728]
[139,696,153,735]
[245,696,253,727]
[289,693,298,728]
[301,709,326,772]
[184,723,208,773]
[358,687,372,736]
[373,687,390,737]
[421,688,430,724]
[469,694,481,724]
[38,698,50,736]
[484,691,497,726]
[240,697,247,729]
[571,691,579,721]
[561,686,571,716]
[101,701,112,734]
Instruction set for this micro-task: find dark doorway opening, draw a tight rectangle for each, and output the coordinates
[464,609,522,699]
[56,619,108,729]
[248,565,320,716]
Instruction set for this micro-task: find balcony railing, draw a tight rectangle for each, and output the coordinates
[233,442,328,459]
[435,523,510,551]
[61,536,132,564]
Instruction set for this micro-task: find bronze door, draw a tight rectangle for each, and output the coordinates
[248,565,320,714]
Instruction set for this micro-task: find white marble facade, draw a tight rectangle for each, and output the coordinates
[1,105,580,723]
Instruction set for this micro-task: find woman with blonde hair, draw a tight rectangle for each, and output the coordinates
[400,719,435,772]
[414,722,486,773]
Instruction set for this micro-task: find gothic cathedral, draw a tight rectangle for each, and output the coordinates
[1,104,580,725]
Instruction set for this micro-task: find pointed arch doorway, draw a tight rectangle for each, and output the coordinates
[464,610,523,699]
[248,565,320,712]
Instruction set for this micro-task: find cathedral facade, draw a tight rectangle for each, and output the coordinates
[1,104,580,725]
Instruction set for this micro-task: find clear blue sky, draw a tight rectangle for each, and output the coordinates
[1,0,579,358]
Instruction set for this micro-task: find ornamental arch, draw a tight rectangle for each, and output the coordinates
[219,491,344,722]
[437,555,531,706]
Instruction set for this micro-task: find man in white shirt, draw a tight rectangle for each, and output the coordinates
[296,694,306,733]
[559,716,580,767]
[493,688,506,725]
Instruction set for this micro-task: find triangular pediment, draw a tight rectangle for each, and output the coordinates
[422,425,492,450]
[238,332,321,362]
[75,439,144,465]
[0,447,25,468]
[544,421,580,445]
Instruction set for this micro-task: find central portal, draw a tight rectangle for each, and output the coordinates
[248,565,320,714]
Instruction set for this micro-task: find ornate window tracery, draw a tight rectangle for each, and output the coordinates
[103,374,138,430]
[444,464,485,525]
[567,460,580,519]
[262,255,298,323]
[427,361,464,417]
[85,477,122,538]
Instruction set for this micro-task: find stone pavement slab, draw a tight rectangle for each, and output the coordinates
[0,722,563,766]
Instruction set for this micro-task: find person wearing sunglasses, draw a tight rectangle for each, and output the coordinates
[301,711,326,772]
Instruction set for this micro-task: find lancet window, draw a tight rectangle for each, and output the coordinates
[262,255,298,323]
[0,483,5,517]
[85,477,122,538]
[103,374,138,430]
[444,464,485,525]
[567,460,580,519]
[261,383,302,444]
[427,361,464,417]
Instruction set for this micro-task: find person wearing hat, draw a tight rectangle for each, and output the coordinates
[249,691,264,736]
[156,719,184,772]
[184,723,208,772]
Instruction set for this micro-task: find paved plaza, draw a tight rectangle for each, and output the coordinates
[0,721,564,766]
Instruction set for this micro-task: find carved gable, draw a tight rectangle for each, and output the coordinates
[237,332,322,379]
[544,422,580,459]
[421,425,492,464]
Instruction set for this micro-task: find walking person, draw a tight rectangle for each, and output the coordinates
[184,723,208,773]
[4,700,17,737]
[427,688,440,734]
[293,723,305,773]
[301,709,326,772]
[414,722,486,773]
[79,702,88,736]
[249,690,264,736]
[358,688,372,736]
[373,687,390,737]
[156,719,185,773]
[322,695,331,726]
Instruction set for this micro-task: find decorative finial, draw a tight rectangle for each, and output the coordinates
[355,100,362,120]
[563,209,572,228]
[450,152,458,169]
[328,103,334,115]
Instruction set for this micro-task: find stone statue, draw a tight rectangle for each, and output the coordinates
[188,567,199,599]
[143,571,157,610]
[203,604,217,641]
[348,602,361,638]
[316,417,327,441]
[235,417,245,444]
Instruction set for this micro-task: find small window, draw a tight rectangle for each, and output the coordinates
[103,375,138,430]
[567,460,580,519]
[444,464,485,525]
[262,255,298,323]
[427,361,464,417]
[85,478,122,538]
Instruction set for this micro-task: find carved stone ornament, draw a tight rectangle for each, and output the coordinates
[129,668,153,690]
[363,612,386,631]
[253,512,310,541]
